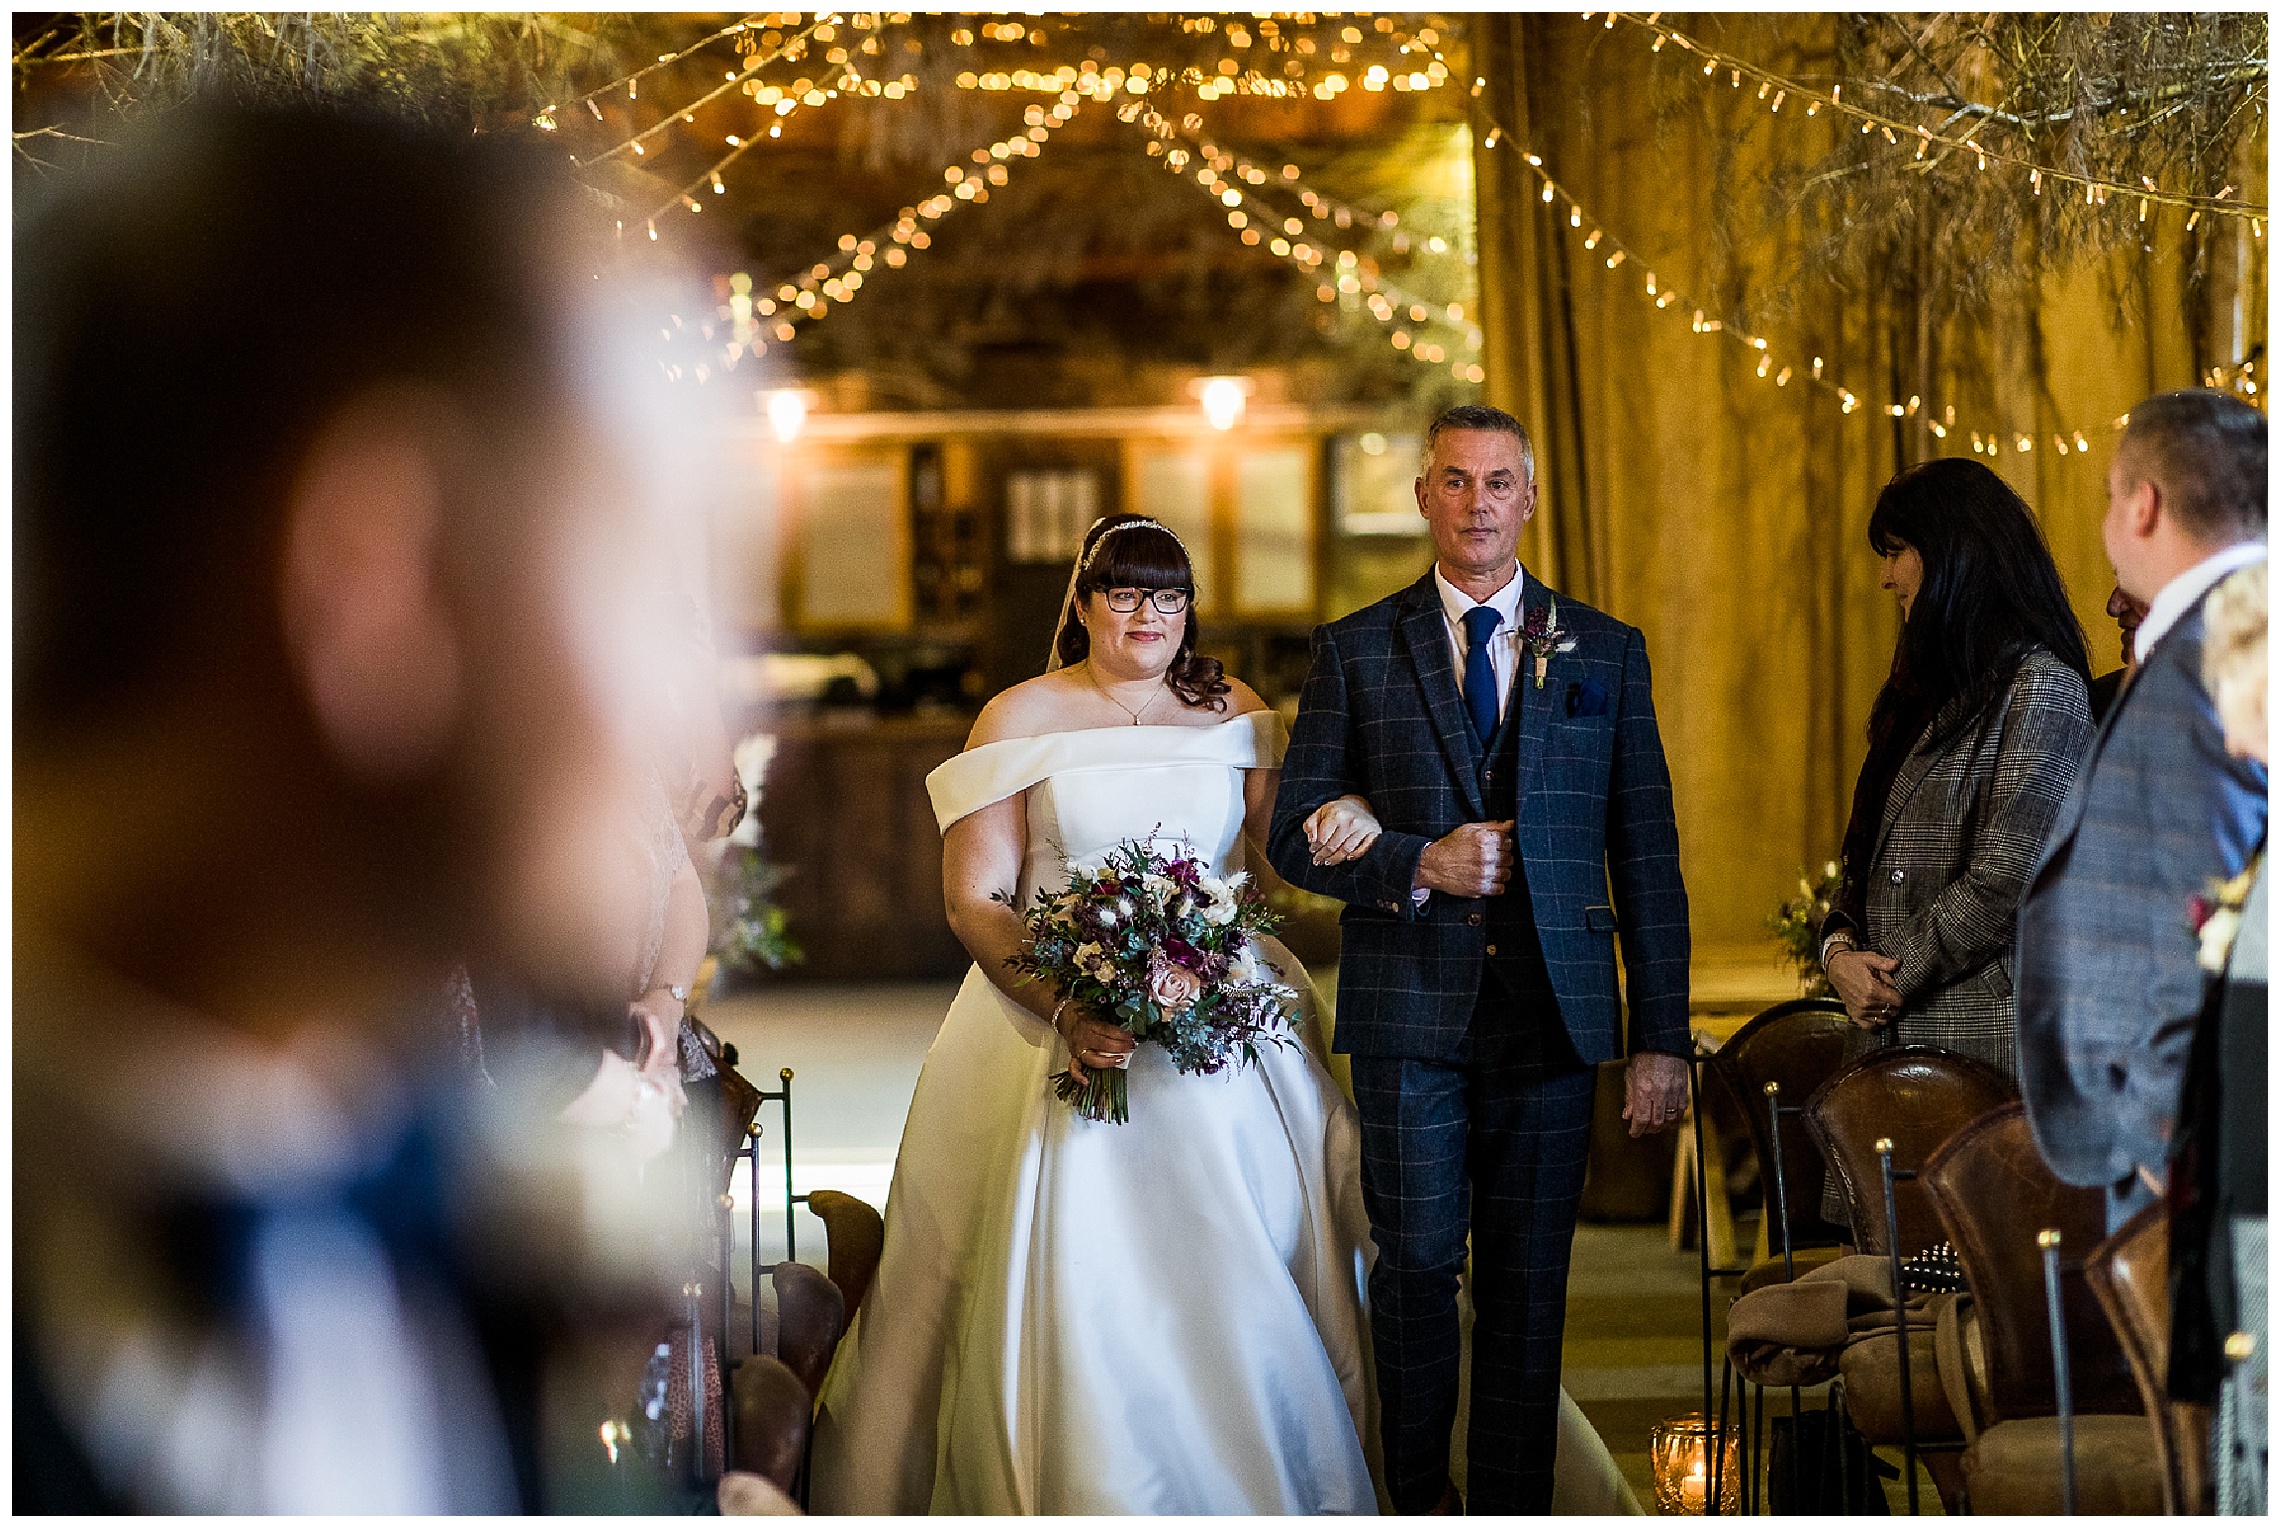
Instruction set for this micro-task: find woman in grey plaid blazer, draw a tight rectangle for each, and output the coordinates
[1818,459,2097,1085]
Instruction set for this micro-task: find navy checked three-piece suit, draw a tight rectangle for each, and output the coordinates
[1267,568,1690,1514]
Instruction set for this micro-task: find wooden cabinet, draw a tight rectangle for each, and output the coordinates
[756,715,973,981]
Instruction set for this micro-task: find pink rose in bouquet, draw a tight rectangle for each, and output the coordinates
[1146,948,1205,1014]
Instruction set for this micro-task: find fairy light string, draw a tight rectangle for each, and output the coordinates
[730,95,1084,359]
[1125,99,1485,381]
[536,13,770,128]
[1473,108,2119,456]
[1590,10,2267,231]
[571,12,1458,173]
[569,14,836,169]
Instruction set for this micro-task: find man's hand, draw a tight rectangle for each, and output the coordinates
[1623,1051,1690,1137]
[1304,795,1383,866]
[1826,947,1904,1031]
[1414,821,1515,898]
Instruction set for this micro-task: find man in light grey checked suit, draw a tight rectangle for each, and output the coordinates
[2017,389,2268,1232]
[1268,404,1691,1514]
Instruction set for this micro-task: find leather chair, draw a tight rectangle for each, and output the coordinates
[1805,1048,2015,1509]
[1704,999,1853,1511]
[727,1353,812,1500]
[2088,1202,2213,1513]
[806,1189,886,1316]
[1707,998,1854,1285]
[1921,1102,2163,1514]
[1805,1045,2016,1259]
[770,1258,847,1401]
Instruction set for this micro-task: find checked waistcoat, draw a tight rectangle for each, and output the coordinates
[1476,677,1557,1008]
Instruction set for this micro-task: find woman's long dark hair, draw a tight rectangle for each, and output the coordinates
[1833,458,2090,927]
[1866,457,2092,743]
[1054,513,1230,711]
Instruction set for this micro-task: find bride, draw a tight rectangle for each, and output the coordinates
[810,513,1381,1514]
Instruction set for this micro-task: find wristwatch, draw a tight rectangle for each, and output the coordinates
[1818,930,1858,970]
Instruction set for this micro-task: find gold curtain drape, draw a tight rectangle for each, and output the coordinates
[1470,13,2268,950]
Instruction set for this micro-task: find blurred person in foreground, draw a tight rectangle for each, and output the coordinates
[1815,458,2094,1088]
[15,104,728,1512]
[2014,390,2268,1234]
[2167,561,2268,1515]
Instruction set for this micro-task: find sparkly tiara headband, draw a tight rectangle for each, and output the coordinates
[1079,517,1186,573]
[1045,517,1192,672]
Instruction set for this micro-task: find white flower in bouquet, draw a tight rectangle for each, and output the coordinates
[1226,944,1268,986]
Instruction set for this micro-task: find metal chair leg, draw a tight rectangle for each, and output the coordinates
[1715,1355,1734,1516]
[2040,1228,2077,1515]
[1692,1054,1716,1486]
[1835,1384,1855,1511]
[1876,1138,1920,1515]
[1751,1378,1765,1513]
[1762,1082,1807,1512]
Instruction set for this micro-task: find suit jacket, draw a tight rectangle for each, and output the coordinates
[1845,648,2094,1077]
[2014,595,2270,1193]
[1267,568,1690,1065]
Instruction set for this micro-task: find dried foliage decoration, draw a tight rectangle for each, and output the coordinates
[1736,12,2267,318]
[12,13,646,147]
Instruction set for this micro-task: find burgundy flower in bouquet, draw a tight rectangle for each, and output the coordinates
[999,836,1300,1124]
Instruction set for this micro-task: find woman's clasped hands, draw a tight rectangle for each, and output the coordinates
[1303,795,1383,867]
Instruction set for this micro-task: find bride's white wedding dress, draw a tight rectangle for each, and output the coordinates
[810,712,1380,1514]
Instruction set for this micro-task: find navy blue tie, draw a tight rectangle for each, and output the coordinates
[1461,605,1502,743]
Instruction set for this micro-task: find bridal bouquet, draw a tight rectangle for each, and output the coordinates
[1000,837,1300,1125]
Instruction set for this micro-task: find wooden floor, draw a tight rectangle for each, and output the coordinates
[707,979,1935,1515]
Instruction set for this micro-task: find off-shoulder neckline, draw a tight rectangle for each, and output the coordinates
[956,709,1277,756]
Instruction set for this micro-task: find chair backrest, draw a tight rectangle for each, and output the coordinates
[805,1189,885,1317]
[1804,1044,2016,1256]
[727,1353,812,1497]
[2087,1203,2200,1512]
[770,1259,847,1400]
[1707,999,1854,1251]
[1922,1102,2139,1423]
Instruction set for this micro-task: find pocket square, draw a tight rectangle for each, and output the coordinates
[1565,679,1610,718]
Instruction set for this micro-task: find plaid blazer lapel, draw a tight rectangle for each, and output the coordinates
[1872,701,1958,867]
[1395,575,1488,820]
[1513,576,1558,812]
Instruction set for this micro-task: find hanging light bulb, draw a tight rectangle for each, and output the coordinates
[765,388,812,443]
[1195,376,1251,431]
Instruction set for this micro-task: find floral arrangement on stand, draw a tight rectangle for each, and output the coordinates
[1002,836,1300,1125]
[709,733,803,981]
[1767,860,1843,998]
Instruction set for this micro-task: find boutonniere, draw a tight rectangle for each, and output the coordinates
[1519,594,1578,689]
[2189,859,2261,974]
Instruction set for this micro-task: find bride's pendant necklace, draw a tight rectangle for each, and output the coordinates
[1085,660,1167,726]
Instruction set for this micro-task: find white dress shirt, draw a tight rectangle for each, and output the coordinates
[1433,560,1527,727]
[2135,541,2268,662]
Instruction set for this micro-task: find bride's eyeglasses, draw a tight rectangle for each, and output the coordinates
[1102,587,1191,615]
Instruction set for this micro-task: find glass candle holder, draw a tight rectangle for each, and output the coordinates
[1649,1411,1742,1514]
